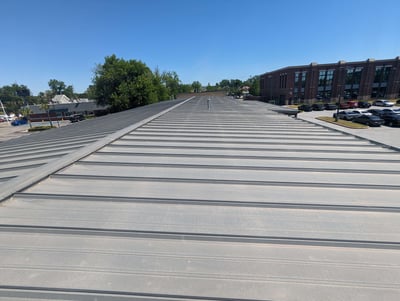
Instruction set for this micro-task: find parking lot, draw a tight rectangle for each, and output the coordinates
[297,105,400,150]
[0,120,70,143]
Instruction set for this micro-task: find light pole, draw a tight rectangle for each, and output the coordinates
[335,93,341,122]
[335,66,345,122]
[268,75,273,103]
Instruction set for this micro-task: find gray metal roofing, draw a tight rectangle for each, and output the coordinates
[1,96,400,300]
[0,99,183,187]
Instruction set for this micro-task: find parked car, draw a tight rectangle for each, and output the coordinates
[337,102,350,109]
[380,112,400,127]
[69,114,85,123]
[0,114,13,122]
[11,117,28,126]
[367,109,383,116]
[298,104,312,112]
[347,101,358,108]
[311,103,324,111]
[380,108,400,114]
[324,103,337,110]
[352,110,372,116]
[352,115,384,127]
[373,99,394,107]
[333,110,361,121]
[357,101,371,108]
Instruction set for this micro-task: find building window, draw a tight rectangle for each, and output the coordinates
[345,67,363,85]
[318,70,326,86]
[294,72,307,99]
[279,73,287,88]
[295,72,300,84]
[344,67,363,99]
[301,72,307,88]
[318,70,334,87]
[374,65,391,83]
[371,65,392,98]
[317,70,334,99]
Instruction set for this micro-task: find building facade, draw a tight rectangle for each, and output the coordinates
[27,99,109,122]
[260,57,400,105]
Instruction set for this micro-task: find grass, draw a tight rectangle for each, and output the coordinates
[316,116,368,129]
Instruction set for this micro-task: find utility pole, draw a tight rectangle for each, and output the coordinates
[0,99,10,125]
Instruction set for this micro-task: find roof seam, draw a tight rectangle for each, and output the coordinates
[0,97,194,203]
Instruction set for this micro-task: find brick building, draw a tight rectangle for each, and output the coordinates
[260,57,400,105]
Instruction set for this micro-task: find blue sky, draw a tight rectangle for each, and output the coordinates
[1,0,399,95]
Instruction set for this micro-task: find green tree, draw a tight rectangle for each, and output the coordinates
[191,81,202,93]
[0,84,31,113]
[219,79,230,90]
[217,79,244,95]
[48,79,75,98]
[244,75,260,96]
[206,83,219,92]
[153,68,169,101]
[162,71,181,99]
[63,85,75,98]
[178,84,192,93]
[85,85,97,100]
[48,79,66,95]
[92,54,161,112]
[230,79,242,92]
[132,73,158,105]
[36,91,52,104]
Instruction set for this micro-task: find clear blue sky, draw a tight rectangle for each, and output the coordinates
[1,0,399,95]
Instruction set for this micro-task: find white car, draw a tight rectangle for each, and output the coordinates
[373,99,394,107]
[352,110,372,116]
[0,115,13,122]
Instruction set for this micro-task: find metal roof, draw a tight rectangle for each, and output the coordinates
[0,99,183,189]
[1,96,400,300]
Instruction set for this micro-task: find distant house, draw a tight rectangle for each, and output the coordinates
[241,86,250,96]
[52,94,72,104]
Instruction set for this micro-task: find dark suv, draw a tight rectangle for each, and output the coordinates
[380,112,400,127]
[324,103,337,110]
[357,101,371,108]
[69,114,85,123]
[311,103,324,111]
[298,104,312,112]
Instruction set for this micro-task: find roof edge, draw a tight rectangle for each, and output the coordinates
[0,97,195,204]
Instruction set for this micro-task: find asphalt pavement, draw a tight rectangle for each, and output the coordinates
[296,106,400,151]
[0,122,32,142]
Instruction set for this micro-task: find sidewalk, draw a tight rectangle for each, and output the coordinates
[296,110,400,151]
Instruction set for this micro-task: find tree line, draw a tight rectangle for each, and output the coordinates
[0,54,260,115]
[0,80,85,114]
